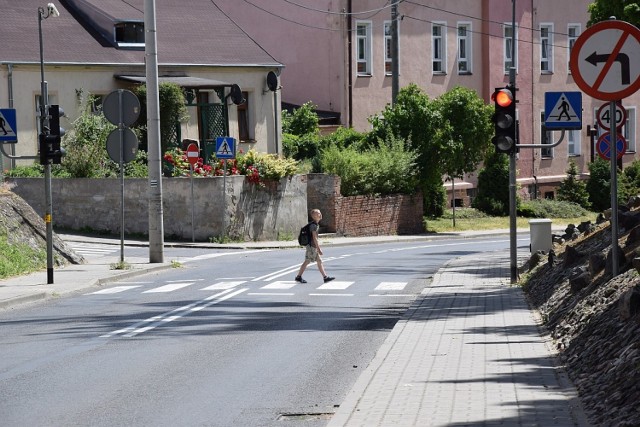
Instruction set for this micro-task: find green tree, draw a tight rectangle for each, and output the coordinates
[473,151,511,216]
[588,0,640,26]
[369,84,443,215]
[557,161,591,209]
[586,157,612,212]
[281,101,319,136]
[133,82,189,154]
[433,86,494,181]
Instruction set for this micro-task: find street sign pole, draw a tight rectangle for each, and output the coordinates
[610,101,619,275]
[191,164,195,242]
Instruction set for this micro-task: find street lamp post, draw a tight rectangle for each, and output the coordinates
[38,3,59,284]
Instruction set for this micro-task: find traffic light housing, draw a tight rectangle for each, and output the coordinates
[491,86,517,154]
[39,104,66,165]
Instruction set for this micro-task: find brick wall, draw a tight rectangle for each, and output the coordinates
[307,174,424,236]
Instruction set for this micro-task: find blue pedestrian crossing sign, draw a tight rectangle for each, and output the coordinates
[544,92,582,130]
[215,136,236,159]
[0,109,18,142]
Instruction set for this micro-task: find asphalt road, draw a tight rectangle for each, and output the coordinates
[0,236,520,426]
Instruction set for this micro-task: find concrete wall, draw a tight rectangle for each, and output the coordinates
[7,174,425,240]
[7,176,307,242]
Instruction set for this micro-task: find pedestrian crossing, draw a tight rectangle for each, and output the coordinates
[87,279,413,297]
[69,242,119,258]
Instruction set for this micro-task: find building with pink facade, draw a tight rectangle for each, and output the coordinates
[209,1,640,204]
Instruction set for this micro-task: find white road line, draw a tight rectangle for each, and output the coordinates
[182,249,269,263]
[89,285,142,295]
[252,264,300,282]
[317,281,354,290]
[201,281,246,291]
[100,288,247,338]
[374,282,407,291]
[142,282,194,293]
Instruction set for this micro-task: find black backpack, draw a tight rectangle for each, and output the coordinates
[298,222,313,246]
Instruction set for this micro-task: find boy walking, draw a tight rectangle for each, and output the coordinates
[295,209,335,284]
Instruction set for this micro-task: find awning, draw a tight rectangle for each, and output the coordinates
[115,75,231,88]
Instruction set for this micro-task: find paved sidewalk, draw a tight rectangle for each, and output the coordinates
[328,251,590,427]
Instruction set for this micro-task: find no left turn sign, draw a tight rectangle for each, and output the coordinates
[570,20,640,101]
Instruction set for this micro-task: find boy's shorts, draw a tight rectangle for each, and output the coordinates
[305,245,319,262]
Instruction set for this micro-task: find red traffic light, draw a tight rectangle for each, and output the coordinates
[492,88,514,108]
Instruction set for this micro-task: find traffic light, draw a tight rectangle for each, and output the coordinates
[39,105,66,165]
[491,86,517,154]
[48,105,65,164]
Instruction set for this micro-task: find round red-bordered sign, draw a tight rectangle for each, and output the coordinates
[570,20,640,101]
[186,142,200,167]
[596,132,627,160]
[596,101,627,131]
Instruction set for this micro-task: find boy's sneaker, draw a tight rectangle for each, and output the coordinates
[323,276,335,283]
[295,276,307,284]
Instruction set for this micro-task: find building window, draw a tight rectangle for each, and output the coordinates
[457,23,472,74]
[623,107,636,152]
[568,129,581,156]
[504,24,518,73]
[237,92,251,142]
[384,21,394,75]
[540,111,553,158]
[568,24,581,72]
[540,24,553,73]
[432,22,446,74]
[356,21,372,76]
[115,22,145,48]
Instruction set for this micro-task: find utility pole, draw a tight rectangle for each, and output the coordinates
[145,0,164,263]
[391,0,399,104]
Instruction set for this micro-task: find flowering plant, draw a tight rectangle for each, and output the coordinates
[163,147,213,177]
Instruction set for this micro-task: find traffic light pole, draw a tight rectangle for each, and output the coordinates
[39,6,54,284]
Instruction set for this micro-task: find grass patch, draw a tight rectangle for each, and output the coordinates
[110,261,132,270]
[425,207,597,233]
[0,234,47,279]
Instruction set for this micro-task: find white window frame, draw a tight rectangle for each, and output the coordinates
[540,111,554,158]
[384,20,399,76]
[540,23,554,73]
[457,22,472,74]
[504,23,518,74]
[432,22,446,74]
[356,20,373,76]
[568,129,581,156]
[568,24,581,73]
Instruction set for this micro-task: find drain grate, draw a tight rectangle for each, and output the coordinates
[277,412,334,421]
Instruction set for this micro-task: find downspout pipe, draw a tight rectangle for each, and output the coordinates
[347,0,353,128]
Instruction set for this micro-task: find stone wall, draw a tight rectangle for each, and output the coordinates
[6,176,307,241]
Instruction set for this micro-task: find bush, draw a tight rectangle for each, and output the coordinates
[318,135,418,196]
[473,151,511,216]
[518,199,590,218]
[282,132,321,161]
[281,101,319,136]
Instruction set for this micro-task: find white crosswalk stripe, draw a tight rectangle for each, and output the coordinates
[317,281,354,290]
[200,281,246,291]
[374,282,407,291]
[90,285,142,295]
[261,281,298,290]
[69,243,119,258]
[143,282,194,293]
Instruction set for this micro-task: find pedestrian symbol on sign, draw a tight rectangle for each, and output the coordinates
[215,136,236,159]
